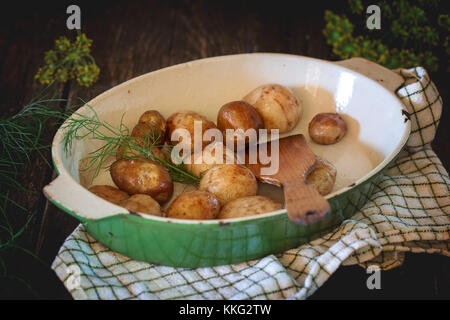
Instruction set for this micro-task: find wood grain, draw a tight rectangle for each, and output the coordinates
[245,134,330,224]
[0,0,448,299]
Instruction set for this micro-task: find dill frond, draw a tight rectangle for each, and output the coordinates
[323,0,447,72]
[35,31,100,87]
[62,104,200,185]
[0,83,67,295]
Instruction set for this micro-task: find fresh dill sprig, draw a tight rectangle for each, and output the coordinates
[35,31,100,87]
[0,82,65,195]
[0,83,67,296]
[323,0,448,71]
[62,104,200,185]
[0,84,67,173]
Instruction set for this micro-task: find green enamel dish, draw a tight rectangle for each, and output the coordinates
[43,54,410,267]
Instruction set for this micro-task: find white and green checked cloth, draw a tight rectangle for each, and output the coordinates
[52,67,449,300]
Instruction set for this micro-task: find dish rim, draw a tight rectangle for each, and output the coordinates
[49,52,411,225]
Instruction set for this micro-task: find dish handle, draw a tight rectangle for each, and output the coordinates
[43,173,128,222]
[334,57,404,92]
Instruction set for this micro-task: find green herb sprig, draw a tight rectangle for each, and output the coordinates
[0,84,66,194]
[62,104,200,185]
[0,83,67,296]
[324,0,449,72]
[35,32,100,87]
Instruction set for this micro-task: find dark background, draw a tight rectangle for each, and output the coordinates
[0,0,448,299]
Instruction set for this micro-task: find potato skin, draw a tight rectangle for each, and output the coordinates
[88,185,129,205]
[166,190,220,220]
[119,194,162,216]
[184,141,236,178]
[217,101,264,147]
[307,157,337,196]
[218,196,283,219]
[131,122,164,145]
[243,84,301,133]
[166,111,218,149]
[110,158,173,203]
[199,164,258,205]
[138,110,166,135]
[124,111,166,152]
[116,136,166,161]
[308,113,347,145]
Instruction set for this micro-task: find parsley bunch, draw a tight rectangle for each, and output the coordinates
[35,32,100,87]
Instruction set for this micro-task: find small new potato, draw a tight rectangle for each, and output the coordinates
[243,84,302,133]
[184,141,236,178]
[88,185,129,205]
[131,110,166,145]
[119,194,162,216]
[116,136,166,161]
[218,196,283,219]
[217,101,264,148]
[131,122,164,145]
[308,113,347,145]
[199,164,258,205]
[166,190,220,220]
[138,110,166,135]
[110,158,173,203]
[307,157,337,196]
[166,111,218,149]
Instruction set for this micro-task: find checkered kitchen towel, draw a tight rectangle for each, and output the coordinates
[51,67,449,300]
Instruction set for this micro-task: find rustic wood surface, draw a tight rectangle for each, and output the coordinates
[0,0,448,299]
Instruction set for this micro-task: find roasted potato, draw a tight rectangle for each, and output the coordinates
[166,190,220,220]
[218,195,283,219]
[166,111,218,149]
[199,164,258,205]
[243,84,302,133]
[110,158,173,203]
[184,141,236,178]
[119,194,162,216]
[307,157,337,196]
[116,136,167,161]
[217,101,264,148]
[308,113,347,145]
[88,185,129,205]
[119,194,163,217]
[131,122,164,145]
[138,110,166,135]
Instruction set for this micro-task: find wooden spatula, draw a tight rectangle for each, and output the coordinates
[244,134,330,225]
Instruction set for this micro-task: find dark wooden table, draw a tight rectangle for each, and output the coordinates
[0,0,448,299]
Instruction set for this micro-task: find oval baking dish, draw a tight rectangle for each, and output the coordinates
[44,54,410,267]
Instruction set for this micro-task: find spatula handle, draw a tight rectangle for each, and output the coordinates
[283,181,330,225]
